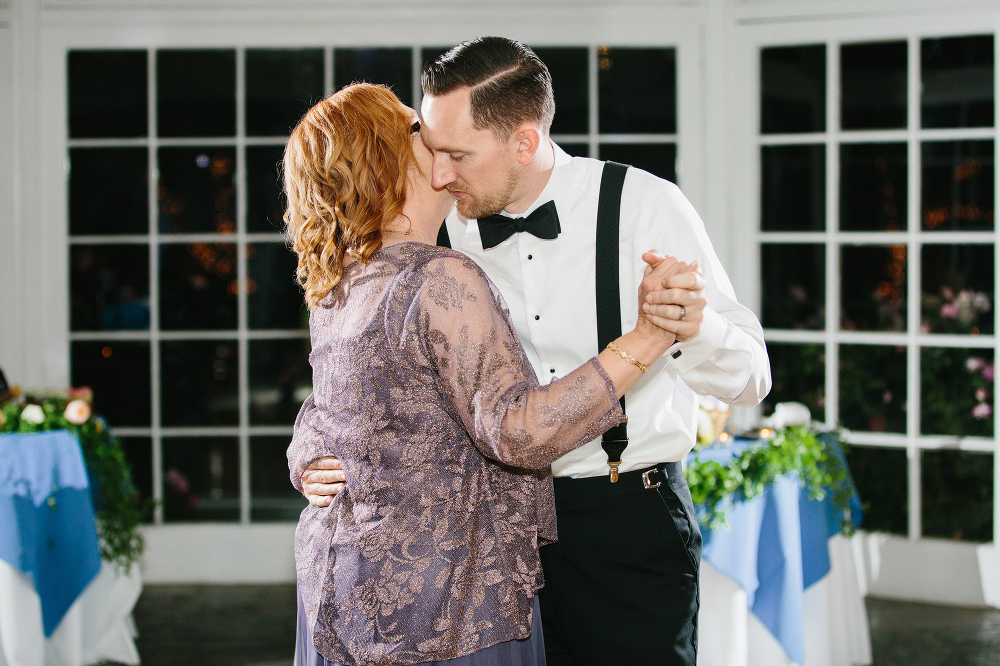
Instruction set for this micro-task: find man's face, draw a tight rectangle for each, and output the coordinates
[419,88,519,219]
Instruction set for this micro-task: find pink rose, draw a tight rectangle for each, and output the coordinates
[66,386,94,404]
[972,403,992,419]
[940,303,960,319]
[967,357,986,372]
[984,364,995,382]
[976,388,988,402]
[64,399,91,425]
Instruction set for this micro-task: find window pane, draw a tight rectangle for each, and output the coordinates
[598,47,675,134]
[761,45,825,134]
[760,342,825,423]
[845,445,908,535]
[69,148,148,236]
[157,147,236,234]
[251,436,307,521]
[246,49,324,137]
[841,41,907,130]
[921,140,994,232]
[68,50,147,139]
[533,47,588,135]
[840,143,907,231]
[246,145,286,233]
[598,144,676,183]
[157,49,236,138]
[761,244,825,329]
[559,143,589,158]
[840,245,906,332]
[334,48,412,106]
[248,243,306,330]
[249,339,311,426]
[70,244,150,331]
[761,144,825,231]
[120,437,153,523]
[159,243,238,331]
[839,344,907,433]
[161,340,239,426]
[921,347,994,437]
[922,35,994,129]
[71,341,151,427]
[162,437,239,522]
[921,244,994,336]
[922,450,994,542]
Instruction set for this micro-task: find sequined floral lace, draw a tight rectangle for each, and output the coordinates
[288,243,623,666]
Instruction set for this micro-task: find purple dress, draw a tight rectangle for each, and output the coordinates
[288,243,624,666]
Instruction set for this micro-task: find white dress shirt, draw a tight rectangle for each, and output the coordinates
[444,143,771,479]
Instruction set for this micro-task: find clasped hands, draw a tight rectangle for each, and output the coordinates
[300,250,706,507]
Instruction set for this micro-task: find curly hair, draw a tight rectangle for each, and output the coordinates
[283,83,414,309]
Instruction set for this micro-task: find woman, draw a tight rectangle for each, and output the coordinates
[284,83,684,666]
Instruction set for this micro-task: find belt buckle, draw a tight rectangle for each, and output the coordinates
[642,468,662,490]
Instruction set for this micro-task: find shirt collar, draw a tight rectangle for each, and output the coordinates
[495,140,573,219]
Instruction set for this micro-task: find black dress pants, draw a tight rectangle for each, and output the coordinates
[538,463,701,666]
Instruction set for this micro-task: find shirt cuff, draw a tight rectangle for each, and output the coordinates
[665,305,726,374]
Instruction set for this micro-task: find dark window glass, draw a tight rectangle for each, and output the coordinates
[761,244,826,329]
[251,436,309,521]
[922,450,994,542]
[70,244,150,331]
[921,140,994,231]
[922,35,994,129]
[761,144,825,231]
[760,342,825,423]
[69,148,148,236]
[246,145,286,233]
[841,41,907,130]
[840,143,907,231]
[598,144,676,183]
[159,243,238,331]
[162,437,239,522]
[921,244,994,336]
[120,437,153,523]
[840,245,907,332]
[334,48,412,106]
[246,49,324,137]
[248,243,306,330]
[68,50,147,139]
[249,339,311,426]
[161,340,239,426]
[845,445,908,535]
[598,47,675,134]
[157,147,236,234]
[559,143,589,158]
[839,344,907,433]
[921,347,994,437]
[761,45,826,134]
[70,341,151,427]
[533,47,588,135]
[157,49,236,138]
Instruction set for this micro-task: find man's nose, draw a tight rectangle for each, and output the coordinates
[431,157,453,190]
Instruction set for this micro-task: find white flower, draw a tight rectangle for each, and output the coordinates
[64,399,91,425]
[21,404,45,424]
[772,402,811,428]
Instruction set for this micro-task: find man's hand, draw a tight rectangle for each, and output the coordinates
[301,457,345,507]
[641,251,707,343]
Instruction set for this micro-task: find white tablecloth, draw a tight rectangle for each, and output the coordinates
[0,559,141,666]
[699,535,872,666]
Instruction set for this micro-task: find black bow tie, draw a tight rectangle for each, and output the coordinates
[478,200,561,249]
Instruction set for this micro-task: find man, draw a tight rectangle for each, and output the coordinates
[303,37,770,666]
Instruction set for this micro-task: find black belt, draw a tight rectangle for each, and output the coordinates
[552,462,680,503]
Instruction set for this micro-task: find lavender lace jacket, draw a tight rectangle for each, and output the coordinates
[288,243,624,666]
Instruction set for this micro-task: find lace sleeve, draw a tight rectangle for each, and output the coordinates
[287,393,325,493]
[411,255,624,470]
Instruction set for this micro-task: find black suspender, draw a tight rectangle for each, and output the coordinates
[436,221,452,248]
[595,161,630,482]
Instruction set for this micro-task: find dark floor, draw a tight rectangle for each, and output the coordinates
[128,585,1000,666]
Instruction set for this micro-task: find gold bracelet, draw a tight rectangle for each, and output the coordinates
[606,341,650,373]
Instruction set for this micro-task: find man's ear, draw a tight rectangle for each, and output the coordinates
[512,124,542,166]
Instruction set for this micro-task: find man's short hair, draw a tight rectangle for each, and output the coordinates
[421,36,555,141]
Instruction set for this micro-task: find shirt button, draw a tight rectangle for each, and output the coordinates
[549,368,556,374]
[527,254,533,260]
[534,315,540,320]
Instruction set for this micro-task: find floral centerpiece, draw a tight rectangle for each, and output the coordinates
[0,385,149,570]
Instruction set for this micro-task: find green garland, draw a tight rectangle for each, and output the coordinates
[0,390,150,571]
[685,425,856,535]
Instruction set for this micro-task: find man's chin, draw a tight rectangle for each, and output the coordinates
[457,199,502,221]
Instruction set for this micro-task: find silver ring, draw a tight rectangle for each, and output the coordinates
[679,306,687,321]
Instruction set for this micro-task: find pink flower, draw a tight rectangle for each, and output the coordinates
[940,303,960,319]
[972,403,992,419]
[165,468,190,494]
[883,391,893,403]
[64,399,91,425]
[967,357,986,372]
[984,364,995,382]
[921,322,931,333]
[976,388,988,402]
[66,386,93,404]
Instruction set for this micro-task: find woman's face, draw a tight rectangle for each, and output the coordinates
[405,106,453,210]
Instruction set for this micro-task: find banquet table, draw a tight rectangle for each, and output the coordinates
[693,437,873,666]
[0,431,141,666]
